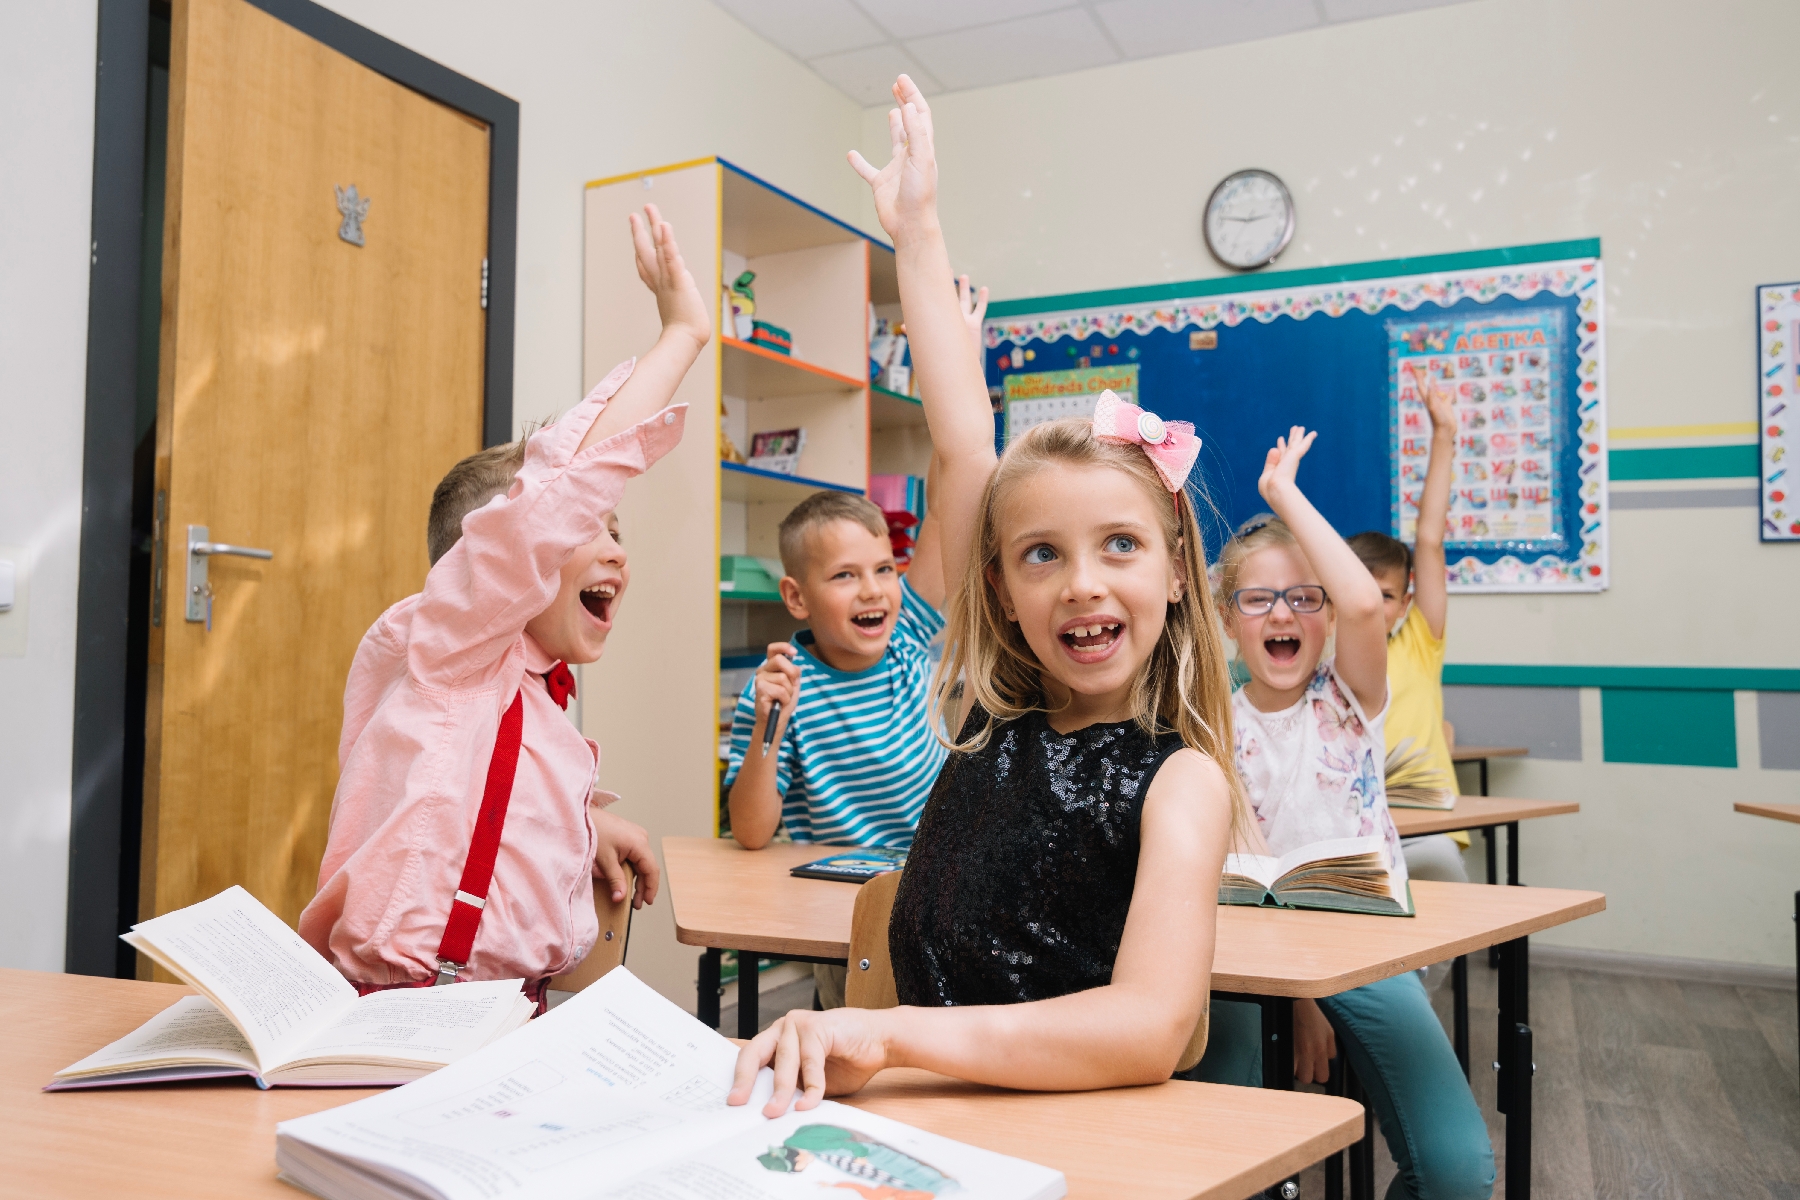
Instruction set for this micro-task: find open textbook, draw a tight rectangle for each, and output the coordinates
[50,886,534,1089]
[276,968,1066,1200]
[1220,836,1415,916]
[1383,738,1457,809]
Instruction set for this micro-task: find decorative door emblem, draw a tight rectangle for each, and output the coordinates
[335,184,370,246]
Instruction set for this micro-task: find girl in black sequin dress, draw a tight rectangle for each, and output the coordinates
[730,74,1253,1118]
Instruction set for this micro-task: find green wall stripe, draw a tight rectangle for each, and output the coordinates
[1444,664,1800,691]
[984,239,1602,319]
[1600,687,1737,768]
[1609,445,1758,480]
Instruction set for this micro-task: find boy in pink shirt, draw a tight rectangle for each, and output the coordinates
[299,206,709,1003]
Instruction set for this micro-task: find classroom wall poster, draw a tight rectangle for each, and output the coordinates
[1002,364,1139,440]
[1756,282,1800,541]
[984,254,1608,592]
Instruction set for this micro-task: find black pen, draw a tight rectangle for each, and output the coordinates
[762,651,790,750]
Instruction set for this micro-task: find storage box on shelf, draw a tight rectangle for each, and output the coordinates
[582,157,930,1006]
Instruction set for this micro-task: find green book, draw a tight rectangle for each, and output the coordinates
[1220,837,1415,916]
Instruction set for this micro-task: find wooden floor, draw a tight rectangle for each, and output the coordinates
[731,964,1800,1199]
[1293,960,1800,1199]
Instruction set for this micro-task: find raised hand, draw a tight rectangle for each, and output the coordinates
[1257,425,1318,505]
[958,274,990,365]
[628,203,711,350]
[1408,363,1455,434]
[847,75,939,244]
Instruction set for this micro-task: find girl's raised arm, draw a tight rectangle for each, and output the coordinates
[1407,363,1455,639]
[1258,426,1388,715]
[849,76,995,602]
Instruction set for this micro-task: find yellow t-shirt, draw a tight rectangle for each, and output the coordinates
[1384,606,1466,843]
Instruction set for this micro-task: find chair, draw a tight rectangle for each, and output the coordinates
[549,870,635,992]
[843,870,1210,1071]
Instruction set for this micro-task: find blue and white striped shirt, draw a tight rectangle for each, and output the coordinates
[724,580,946,849]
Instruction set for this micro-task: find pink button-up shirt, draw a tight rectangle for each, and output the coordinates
[299,360,685,984]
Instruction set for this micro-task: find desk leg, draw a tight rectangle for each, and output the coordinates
[1485,829,1501,967]
[1325,1056,1344,1200]
[1453,954,1470,1079]
[1507,820,1521,886]
[1793,889,1798,1094]
[1345,1060,1375,1200]
[698,948,722,1030]
[1495,936,1533,1200]
[737,955,761,1041]
[1259,997,1299,1200]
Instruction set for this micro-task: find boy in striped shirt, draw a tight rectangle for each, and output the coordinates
[725,490,946,859]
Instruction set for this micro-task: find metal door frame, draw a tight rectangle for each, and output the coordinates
[67,0,519,975]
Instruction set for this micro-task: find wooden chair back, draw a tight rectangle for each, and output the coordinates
[549,871,635,992]
[843,868,1211,1072]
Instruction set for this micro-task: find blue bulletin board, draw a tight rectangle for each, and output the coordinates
[982,240,1608,592]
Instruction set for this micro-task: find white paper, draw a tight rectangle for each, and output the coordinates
[285,980,533,1070]
[54,995,259,1078]
[128,884,356,1066]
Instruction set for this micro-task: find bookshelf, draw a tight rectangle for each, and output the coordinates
[580,157,928,1009]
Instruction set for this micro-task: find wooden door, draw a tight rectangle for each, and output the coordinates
[142,0,490,961]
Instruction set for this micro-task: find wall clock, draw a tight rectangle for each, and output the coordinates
[1203,169,1295,270]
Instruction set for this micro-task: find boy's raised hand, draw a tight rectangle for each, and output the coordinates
[754,642,802,737]
[1257,425,1318,505]
[848,75,939,243]
[629,203,710,350]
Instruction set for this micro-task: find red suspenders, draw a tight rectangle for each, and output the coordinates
[432,687,526,985]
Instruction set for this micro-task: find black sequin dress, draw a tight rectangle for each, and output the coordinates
[888,707,1184,1006]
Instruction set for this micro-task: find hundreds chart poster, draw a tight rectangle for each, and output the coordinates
[1389,308,1567,552]
[1757,282,1800,541]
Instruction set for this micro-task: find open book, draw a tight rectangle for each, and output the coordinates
[1220,837,1415,916]
[50,886,534,1089]
[276,968,1066,1200]
[1384,738,1457,809]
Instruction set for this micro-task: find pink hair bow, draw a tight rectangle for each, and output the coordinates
[1091,391,1200,493]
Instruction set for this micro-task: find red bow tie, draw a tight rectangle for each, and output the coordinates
[543,661,576,710]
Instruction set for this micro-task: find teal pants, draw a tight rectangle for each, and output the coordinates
[1194,972,1494,1200]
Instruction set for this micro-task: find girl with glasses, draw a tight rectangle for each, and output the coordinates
[1197,428,1494,1200]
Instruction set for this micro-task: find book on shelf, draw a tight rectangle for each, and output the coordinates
[49,886,534,1090]
[746,427,805,476]
[275,968,1066,1200]
[1219,836,1415,916]
[789,847,907,883]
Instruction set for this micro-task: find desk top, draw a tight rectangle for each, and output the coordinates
[667,836,858,958]
[1,968,1361,1200]
[1735,801,1800,825]
[1389,794,1579,837]
[664,838,1604,997]
[1451,745,1529,761]
[1212,881,1603,997]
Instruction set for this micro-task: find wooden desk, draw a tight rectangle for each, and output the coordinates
[1450,744,1529,796]
[0,968,1363,1200]
[1732,801,1800,1091]
[666,838,1603,1200]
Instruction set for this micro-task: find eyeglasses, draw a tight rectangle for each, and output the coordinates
[1230,586,1328,616]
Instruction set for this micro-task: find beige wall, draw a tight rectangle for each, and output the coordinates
[860,0,1800,968]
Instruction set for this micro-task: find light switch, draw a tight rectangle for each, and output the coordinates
[0,560,13,611]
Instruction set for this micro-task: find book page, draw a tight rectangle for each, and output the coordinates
[1273,836,1387,880]
[54,995,260,1079]
[277,969,776,1200]
[598,1101,1065,1200]
[1221,853,1280,890]
[127,885,356,1066]
[278,980,533,1072]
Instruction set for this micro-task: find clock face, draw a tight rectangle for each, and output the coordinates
[1204,170,1295,270]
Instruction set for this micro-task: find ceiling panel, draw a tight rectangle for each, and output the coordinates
[906,8,1120,92]
[709,0,1485,103]
[1094,0,1321,58]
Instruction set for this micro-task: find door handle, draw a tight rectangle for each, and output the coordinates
[186,525,274,624]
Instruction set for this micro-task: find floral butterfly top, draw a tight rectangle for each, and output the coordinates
[1231,661,1407,874]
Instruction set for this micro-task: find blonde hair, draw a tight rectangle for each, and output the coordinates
[1213,515,1300,603]
[428,438,529,565]
[778,491,889,577]
[934,417,1250,840]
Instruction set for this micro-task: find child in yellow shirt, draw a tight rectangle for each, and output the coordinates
[1349,362,1467,883]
